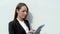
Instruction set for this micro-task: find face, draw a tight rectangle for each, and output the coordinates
[17,6,28,19]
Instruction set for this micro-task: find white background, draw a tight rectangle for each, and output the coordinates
[0,0,60,34]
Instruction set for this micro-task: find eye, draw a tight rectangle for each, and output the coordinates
[22,11,25,12]
[22,10,27,13]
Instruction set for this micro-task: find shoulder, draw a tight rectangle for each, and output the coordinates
[9,20,16,26]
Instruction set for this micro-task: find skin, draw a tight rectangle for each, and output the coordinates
[17,6,27,21]
[16,6,40,34]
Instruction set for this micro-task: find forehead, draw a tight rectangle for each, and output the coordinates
[20,6,27,10]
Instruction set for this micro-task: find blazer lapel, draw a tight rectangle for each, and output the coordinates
[14,19,26,34]
[24,20,30,30]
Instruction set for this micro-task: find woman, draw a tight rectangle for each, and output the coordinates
[9,3,40,34]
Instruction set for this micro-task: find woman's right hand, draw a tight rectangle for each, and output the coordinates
[27,29,35,34]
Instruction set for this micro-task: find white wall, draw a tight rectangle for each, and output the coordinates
[0,0,60,34]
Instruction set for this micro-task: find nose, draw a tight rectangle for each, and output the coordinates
[24,12,27,15]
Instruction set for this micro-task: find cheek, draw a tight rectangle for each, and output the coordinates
[18,12,22,16]
[18,12,24,16]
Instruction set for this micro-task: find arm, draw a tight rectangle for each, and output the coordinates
[9,22,15,34]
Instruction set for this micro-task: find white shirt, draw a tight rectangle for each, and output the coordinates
[17,18,29,33]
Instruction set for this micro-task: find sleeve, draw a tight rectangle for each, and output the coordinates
[9,22,15,34]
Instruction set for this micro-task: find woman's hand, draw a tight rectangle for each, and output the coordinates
[27,29,35,34]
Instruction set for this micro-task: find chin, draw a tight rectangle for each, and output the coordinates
[22,16,26,19]
[22,17,25,19]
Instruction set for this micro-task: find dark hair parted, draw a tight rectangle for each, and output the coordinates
[14,3,29,20]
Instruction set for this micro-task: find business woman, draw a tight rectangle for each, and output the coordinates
[9,3,40,34]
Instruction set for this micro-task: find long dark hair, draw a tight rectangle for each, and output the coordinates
[14,3,29,20]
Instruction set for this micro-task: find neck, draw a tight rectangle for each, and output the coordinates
[17,16,24,21]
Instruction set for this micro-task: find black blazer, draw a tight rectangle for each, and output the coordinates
[9,19,30,34]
